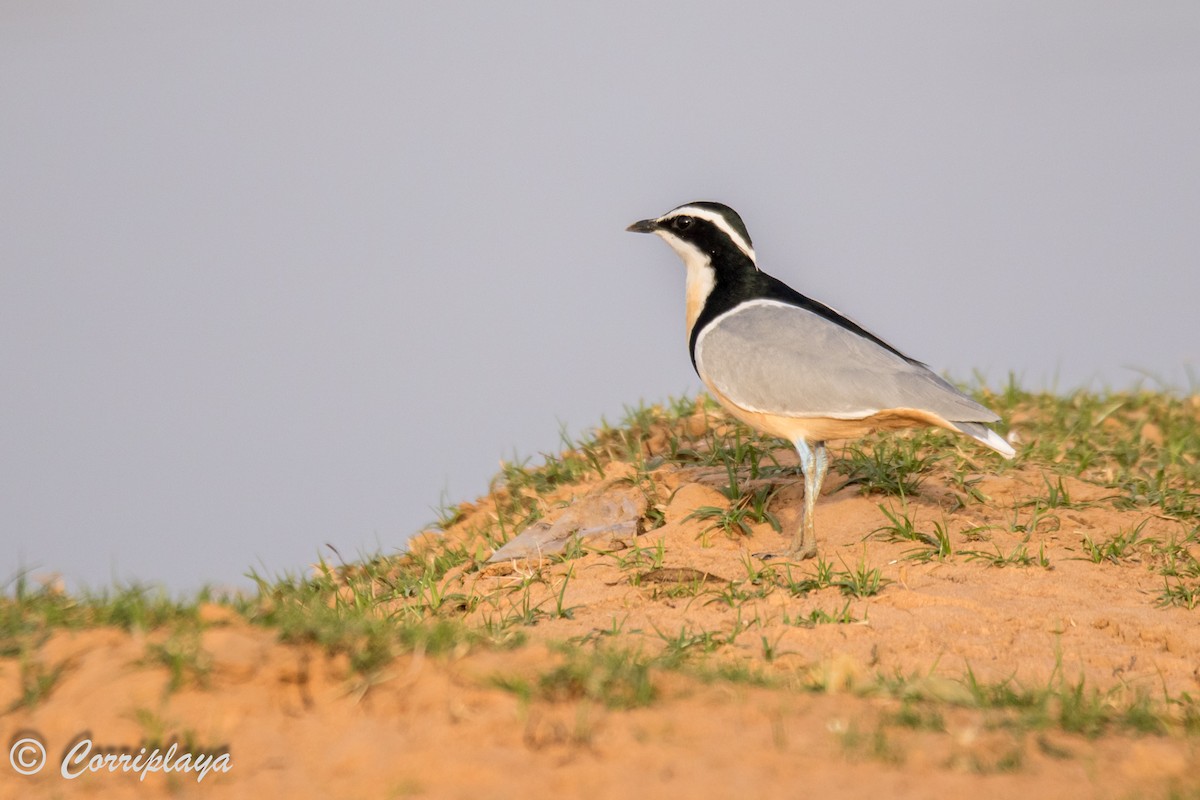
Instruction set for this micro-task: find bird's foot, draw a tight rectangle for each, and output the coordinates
[752,543,818,562]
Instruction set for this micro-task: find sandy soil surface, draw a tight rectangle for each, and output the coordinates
[3,420,1198,799]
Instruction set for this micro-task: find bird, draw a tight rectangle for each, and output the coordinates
[626,201,1014,560]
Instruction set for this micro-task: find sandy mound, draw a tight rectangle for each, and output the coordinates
[3,392,1198,798]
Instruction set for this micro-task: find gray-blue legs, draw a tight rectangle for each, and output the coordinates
[789,438,828,559]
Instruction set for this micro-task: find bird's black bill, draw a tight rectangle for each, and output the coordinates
[626,218,658,234]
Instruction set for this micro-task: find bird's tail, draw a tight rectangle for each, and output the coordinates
[952,421,1017,459]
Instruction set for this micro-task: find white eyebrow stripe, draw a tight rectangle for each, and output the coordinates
[661,206,756,263]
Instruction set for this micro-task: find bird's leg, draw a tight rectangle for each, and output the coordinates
[753,439,828,561]
[787,439,826,560]
[813,440,829,500]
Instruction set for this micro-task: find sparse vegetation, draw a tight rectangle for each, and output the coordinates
[838,434,942,497]
[687,483,781,541]
[2,385,1199,792]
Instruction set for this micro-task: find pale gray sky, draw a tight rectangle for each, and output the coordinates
[3,3,1198,591]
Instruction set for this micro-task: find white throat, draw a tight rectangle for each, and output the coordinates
[655,230,716,339]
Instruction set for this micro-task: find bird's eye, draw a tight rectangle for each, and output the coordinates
[672,216,694,231]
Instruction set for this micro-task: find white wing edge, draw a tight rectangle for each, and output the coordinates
[953,422,1017,459]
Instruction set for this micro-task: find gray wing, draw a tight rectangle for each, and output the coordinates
[694,300,998,424]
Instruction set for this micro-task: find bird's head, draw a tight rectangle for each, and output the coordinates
[626,201,756,270]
